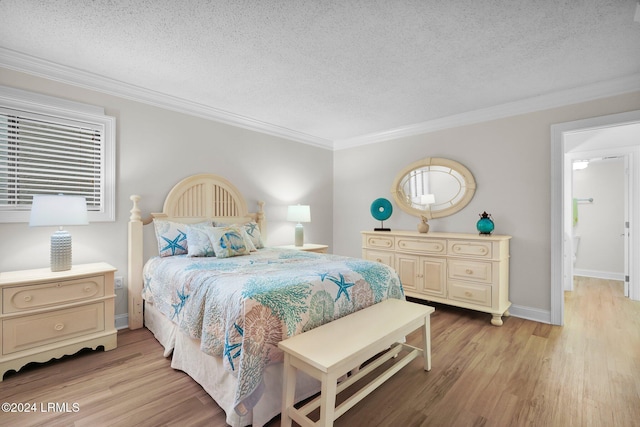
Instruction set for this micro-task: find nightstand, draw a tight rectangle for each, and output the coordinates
[0,262,117,381]
[274,244,329,254]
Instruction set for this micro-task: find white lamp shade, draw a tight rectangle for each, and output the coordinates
[29,194,89,227]
[287,205,311,223]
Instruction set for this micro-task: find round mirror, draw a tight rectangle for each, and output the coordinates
[391,157,476,219]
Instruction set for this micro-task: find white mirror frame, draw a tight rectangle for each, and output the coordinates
[391,157,476,219]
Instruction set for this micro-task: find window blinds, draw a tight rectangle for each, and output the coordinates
[0,107,104,212]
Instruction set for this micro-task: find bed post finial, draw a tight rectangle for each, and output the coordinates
[128,194,144,329]
[130,195,142,222]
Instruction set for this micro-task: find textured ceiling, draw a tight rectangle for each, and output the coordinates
[1,0,639,149]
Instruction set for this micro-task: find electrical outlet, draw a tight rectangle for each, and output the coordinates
[114,276,124,289]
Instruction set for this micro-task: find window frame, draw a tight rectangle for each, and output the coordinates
[0,85,116,223]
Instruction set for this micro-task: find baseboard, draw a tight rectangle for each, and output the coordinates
[573,269,625,281]
[114,314,129,330]
[508,304,551,324]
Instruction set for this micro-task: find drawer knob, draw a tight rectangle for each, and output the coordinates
[480,248,488,254]
[465,291,473,297]
[376,258,382,263]
[54,323,65,331]
[454,247,460,252]
[466,269,473,274]
[84,286,91,292]
[24,295,32,302]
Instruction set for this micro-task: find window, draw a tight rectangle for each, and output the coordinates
[0,86,115,222]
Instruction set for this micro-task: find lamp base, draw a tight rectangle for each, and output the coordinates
[51,229,72,272]
[294,223,304,247]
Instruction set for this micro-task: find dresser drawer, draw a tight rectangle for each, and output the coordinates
[2,302,105,355]
[448,241,492,258]
[396,238,446,254]
[363,249,395,268]
[448,281,492,307]
[3,275,105,314]
[448,260,492,284]
[364,235,394,250]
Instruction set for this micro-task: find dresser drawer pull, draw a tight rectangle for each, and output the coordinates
[54,323,65,331]
[466,269,473,274]
[480,248,488,254]
[84,286,92,292]
[24,295,33,302]
[376,258,382,262]
[465,291,473,297]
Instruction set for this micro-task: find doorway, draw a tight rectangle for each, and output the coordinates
[550,110,640,326]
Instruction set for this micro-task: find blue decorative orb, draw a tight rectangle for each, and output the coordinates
[477,211,494,235]
[370,198,393,221]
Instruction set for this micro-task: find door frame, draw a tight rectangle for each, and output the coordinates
[550,110,640,325]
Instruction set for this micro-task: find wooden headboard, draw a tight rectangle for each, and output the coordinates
[127,174,265,329]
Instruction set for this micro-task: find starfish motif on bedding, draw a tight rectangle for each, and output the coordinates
[327,273,355,302]
[161,230,187,255]
[224,327,243,371]
[245,222,258,236]
[171,286,189,320]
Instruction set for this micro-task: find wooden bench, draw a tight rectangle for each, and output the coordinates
[278,298,435,427]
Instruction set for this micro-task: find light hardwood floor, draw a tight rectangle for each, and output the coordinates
[1,277,638,426]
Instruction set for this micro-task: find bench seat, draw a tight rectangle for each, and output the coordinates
[278,298,435,427]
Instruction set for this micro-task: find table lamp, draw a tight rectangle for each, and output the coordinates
[287,204,310,246]
[29,194,89,271]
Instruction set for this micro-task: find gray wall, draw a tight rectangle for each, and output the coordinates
[0,68,334,324]
[332,91,640,321]
[573,159,625,278]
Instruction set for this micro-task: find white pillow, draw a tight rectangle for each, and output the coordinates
[186,222,216,257]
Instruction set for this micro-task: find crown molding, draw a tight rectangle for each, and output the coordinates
[2,47,637,152]
[0,47,334,150]
[333,73,640,150]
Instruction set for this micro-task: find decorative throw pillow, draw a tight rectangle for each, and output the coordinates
[153,219,188,257]
[214,221,264,250]
[186,221,216,257]
[241,221,265,249]
[208,225,251,258]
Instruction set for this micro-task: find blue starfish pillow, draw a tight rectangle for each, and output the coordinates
[153,219,189,257]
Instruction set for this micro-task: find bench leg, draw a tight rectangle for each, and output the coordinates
[422,316,432,371]
[281,353,296,427]
[319,372,339,427]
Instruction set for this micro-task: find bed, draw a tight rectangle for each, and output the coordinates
[127,174,404,426]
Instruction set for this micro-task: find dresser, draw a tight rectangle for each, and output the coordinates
[362,231,511,326]
[0,262,117,380]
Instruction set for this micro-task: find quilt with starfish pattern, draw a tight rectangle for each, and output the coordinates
[142,248,403,415]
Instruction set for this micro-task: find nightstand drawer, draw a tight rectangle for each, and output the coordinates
[448,260,492,284]
[2,302,105,355]
[448,282,492,307]
[3,275,105,314]
[448,241,492,258]
[396,238,446,254]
